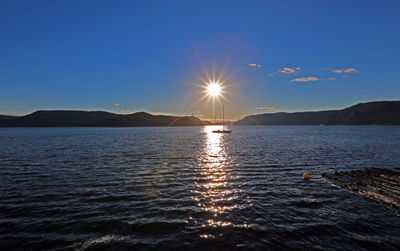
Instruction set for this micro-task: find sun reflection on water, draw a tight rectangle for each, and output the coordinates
[193,126,239,229]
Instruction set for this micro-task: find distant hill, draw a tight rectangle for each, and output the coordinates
[0,110,204,127]
[2,101,399,127]
[93,112,204,127]
[235,101,400,125]
[0,115,19,121]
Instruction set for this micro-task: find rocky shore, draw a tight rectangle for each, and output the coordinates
[322,168,400,215]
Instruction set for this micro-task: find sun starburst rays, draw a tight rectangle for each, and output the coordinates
[185,66,236,121]
[176,53,247,121]
[206,82,221,97]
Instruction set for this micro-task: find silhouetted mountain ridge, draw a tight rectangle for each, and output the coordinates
[2,101,399,127]
[0,115,18,121]
[236,101,400,125]
[0,110,203,127]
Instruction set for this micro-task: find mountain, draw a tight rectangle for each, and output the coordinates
[2,101,399,127]
[0,115,19,121]
[235,101,400,125]
[0,110,203,127]
[93,112,204,127]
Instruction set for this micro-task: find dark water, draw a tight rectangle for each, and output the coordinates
[1,126,400,250]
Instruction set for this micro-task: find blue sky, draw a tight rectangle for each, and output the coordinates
[1,0,399,119]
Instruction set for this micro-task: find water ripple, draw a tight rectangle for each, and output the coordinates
[1,126,400,249]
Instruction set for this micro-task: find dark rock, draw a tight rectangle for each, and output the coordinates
[322,168,400,215]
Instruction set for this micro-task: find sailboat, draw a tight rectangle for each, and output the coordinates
[212,105,232,133]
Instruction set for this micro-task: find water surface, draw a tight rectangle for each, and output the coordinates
[1,126,400,250]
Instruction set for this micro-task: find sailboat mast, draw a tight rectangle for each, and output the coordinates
[222,105,224,128]
[214,102,216,124]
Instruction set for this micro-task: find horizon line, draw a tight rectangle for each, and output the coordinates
[1,100,399,119]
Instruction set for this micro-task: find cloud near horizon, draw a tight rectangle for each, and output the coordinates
[114,103,120,106]
[116,109,132,114]
[279,67,300,74]
[248,63,262,68]
[291,77,319,82]
[331,68,358,74]
[256,106,276,111]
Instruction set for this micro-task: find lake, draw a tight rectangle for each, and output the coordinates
[1,126,400,250]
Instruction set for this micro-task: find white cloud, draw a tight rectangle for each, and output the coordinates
[332,68,358,74]
[152,112,173,116]
[344,68,358,73]
[0,112,26,116]
[256,106,276,111]
[249,63,262,68]
[328,77,336,80]
[117,110,132,114]
[114,103,120,106]
[279,67,300,74]
[268,66,301,77]
[291,77,319,82]
[151,112,195,117]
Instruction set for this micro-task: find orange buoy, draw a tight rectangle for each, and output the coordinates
[303,173,310,180]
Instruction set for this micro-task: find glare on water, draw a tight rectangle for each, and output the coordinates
[193,126,238,228]
[1,127,400,249]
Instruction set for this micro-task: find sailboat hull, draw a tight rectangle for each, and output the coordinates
[212,130,231,133]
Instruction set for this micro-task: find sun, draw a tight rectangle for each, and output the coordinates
[207,82,222,97]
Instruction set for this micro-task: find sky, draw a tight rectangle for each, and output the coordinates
[1,0,400,120]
